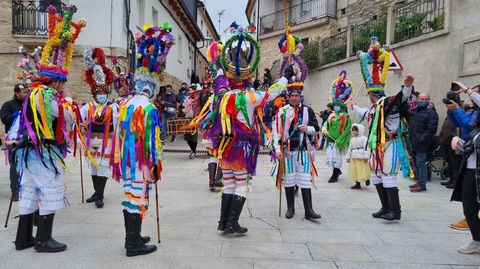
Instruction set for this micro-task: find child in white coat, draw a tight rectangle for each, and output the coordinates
[346,124,371,189]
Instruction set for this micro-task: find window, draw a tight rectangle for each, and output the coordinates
[301,38,309,47]
[152,7,158,26]
[138,0,145,26]
[178,35,183,62]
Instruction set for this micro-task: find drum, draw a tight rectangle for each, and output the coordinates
[167,118,196,135]
[164,107,177,115]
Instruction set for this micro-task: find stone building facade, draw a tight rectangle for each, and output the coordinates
[248,0,480,120]
[0,0,210,120]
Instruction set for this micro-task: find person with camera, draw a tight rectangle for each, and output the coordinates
[159,84,180,142]
[450,82,480,254]
[408,93,439,192]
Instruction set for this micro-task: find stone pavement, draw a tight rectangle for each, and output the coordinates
[0,142,479,269]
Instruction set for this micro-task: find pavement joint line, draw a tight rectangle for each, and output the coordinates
[305,242,315,261]
[333,261,340,269]
[255,217,279,230]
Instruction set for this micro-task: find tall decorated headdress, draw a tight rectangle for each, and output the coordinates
[357,36,390,95]
[17,46,42,85]
[112,57,135,97]
[134,23,174,97]
[220,22,260,89]
[83,47,114,94]
[206,41,223,80]
[330,70,354,107]
[277,27,308,95]
[38,4,87,81]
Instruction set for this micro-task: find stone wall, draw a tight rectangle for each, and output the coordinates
[303,0,480,124]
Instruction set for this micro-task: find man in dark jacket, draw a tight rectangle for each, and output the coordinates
[160,84,180,142]
[408,93,439,192]
[0,83,28,201]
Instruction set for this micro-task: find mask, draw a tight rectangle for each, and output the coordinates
[417,101,429,108]
[96,94,108,104]
[333,106,341,112]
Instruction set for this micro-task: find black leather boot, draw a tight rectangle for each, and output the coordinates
[34,214,67,252]
[372,184,390,218]
[86,175,98,203]
[381,187,401,221]
[328,168,342,183]
[224,195,248,234]
[301,188,321,220]
[14,213,35,250]
[284,187,295,219]
[208,163,217,191]
[123,210,150,249]
[351,182,361,189]
[125,213,157,257]
[215,168,224,187]
[95,176,108,208]
[218,193,233,231]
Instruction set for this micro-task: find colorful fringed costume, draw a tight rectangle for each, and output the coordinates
[13,4,86,253]
[111,23,173,257]
[272,29,321,220]
[190,23,286,234]
[322,71,353,182]
[352,37,414,221]
[80,47,117,208]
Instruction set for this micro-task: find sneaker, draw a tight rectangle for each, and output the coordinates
[365,180,370,186]
[450,218,469,231]
[170,136,176,142]
[188,151,195,159]
[458,240,480,254]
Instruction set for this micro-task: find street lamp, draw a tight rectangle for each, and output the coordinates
[217,9,226,39]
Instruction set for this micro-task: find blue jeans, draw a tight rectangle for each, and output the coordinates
[415,152,428,188]
[161,111,177,141]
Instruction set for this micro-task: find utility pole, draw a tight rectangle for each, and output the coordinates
[218,9,225,40]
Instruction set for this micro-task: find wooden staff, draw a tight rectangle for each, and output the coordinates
[4,192,14,228]
[154,182,161,243]
[79,148,85,204]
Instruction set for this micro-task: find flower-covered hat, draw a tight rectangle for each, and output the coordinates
[357,36,390,95]
[133,23,174,97]
[220,22,259,87]
[38,4,86,82]
[277,27,308,95]
[83,47,114,95]
[330,70,354,103]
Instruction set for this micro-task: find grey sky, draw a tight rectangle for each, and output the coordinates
[201,0,249,41]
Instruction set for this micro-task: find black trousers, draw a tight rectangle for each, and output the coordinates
[184,133,198,152]
[443,144,461,181]
[462,169,480,241]
[8,150,18,194]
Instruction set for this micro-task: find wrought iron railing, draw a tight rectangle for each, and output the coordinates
[393,0,445,43]
[321,31,347,65]
[259,0,336,35]
[12,0,64,36]
[351,15,387,56]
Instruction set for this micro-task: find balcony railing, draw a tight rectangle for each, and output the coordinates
[259,0,336,35]
[321,31,347,65]
[393,0,445,43]
[351,15,387,56]
[12,0,64,36]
